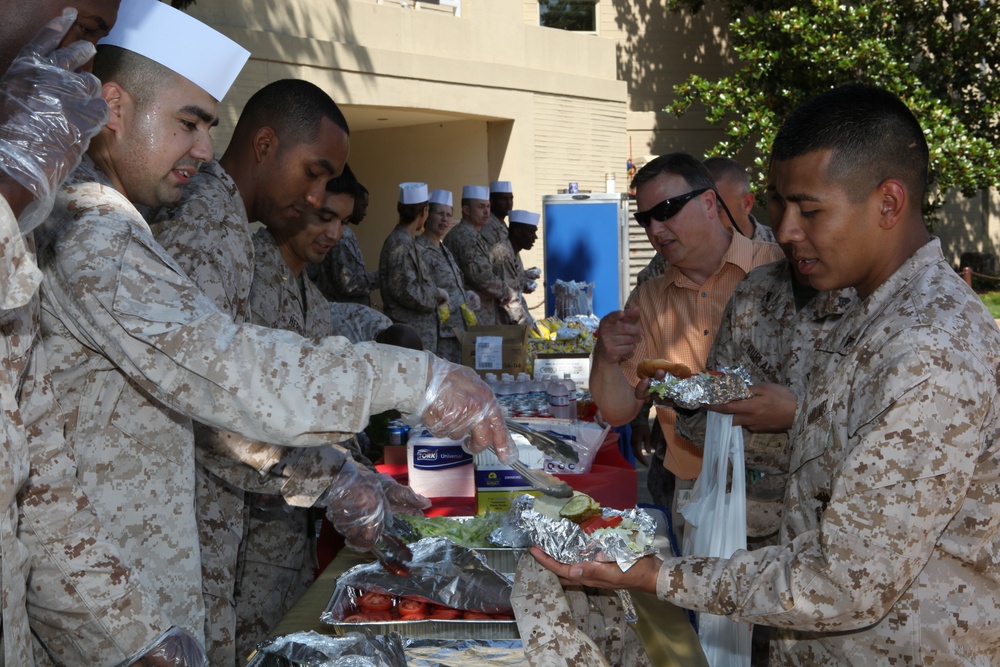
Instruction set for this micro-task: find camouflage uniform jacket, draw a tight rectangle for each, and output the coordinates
[151,160,254,322]
[675,260,853,537]
[36,157,430,641]
[0,200,166,665]
[328,301,392,343]
[748,214,775,244]
[655,239,1000,664]
[379,225,440,352]
[442,219,505,326]
[313,225,378,306]
[491,237,533,326]
[416,234,468,342]
[481,213,508,249]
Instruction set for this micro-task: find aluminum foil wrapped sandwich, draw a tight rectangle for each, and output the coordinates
[641,360,753,410]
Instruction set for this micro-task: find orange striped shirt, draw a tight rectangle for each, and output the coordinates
[622,232,784,479]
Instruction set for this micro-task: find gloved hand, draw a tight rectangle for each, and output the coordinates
[436,288,449,304]
[524,280,538,294]
[319,458,391,551]
[410,355,517,462]
[126,627,207,667]
[524,266,541,280]
[464,290,481,311]
[0,8,108,233]
[376,473,430,516]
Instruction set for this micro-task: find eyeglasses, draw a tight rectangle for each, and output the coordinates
[633,188,709,229]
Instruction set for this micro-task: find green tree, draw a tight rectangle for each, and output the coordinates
[667,0,1000,217]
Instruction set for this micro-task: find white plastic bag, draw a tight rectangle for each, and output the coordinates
[679,412,752,667]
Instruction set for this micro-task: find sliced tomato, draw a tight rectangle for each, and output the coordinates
[429,608,463,620]
[579,514,623,534]
[491,613,516,620]
[357,591,393,612]
[462,610,492,620]
[397,598,428,616]
[398,612,429,621]
[342,613,371,622]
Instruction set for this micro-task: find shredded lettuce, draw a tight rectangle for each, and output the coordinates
[399,513,505,548]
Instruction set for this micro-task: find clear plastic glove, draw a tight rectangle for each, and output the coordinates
[319,458,391,551]
[126,627,207,667]
[524,280,538,294]
[0,9,108,233]
[524,266,541,280]
[376,472,430,516]
[436,288,449,304]
[410,355,517,462]
[464,290,481,311]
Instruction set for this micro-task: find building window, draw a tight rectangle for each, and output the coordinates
[539,0,597,32]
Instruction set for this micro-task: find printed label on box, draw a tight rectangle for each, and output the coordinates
[474,335,504,370]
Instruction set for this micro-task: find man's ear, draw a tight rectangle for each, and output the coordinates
[102,82,126,133]
[877,179,907,230]
[252,126,278,163]
[742,192,755,216]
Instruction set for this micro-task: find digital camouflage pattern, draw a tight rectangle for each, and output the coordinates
[151,160,254,322]
[0,199,167,665]
[416,234,468,362]
[442,218,505,326]
[491,236,533,327]
[481,212,508,249]
[378,225,440,352]
[328,301,391,344]
[675,259,853,539]
[312,225,378,306]
[513,554,650,667]
[36,156,430,647]
[656,240,1000,664]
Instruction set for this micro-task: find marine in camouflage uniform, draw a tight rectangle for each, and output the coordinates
[442,218,506,326]
[481,211,508,249]
[416,233,468,362]
[656,239,1000,664]
[0,200,169,666]
[328,300,392,343]
[37,156,431,648]
[312,225,378,305]
[491,237,533,327]
[153,162,380,664]
[675,259,853,542]
[379,225,440,353]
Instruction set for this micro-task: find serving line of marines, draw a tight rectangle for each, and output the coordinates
[1,1,999,667]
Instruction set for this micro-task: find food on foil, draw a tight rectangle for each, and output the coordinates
[398,513,505,548]
[340,589,515,623]
[647,365,753,409]
[509,493,656,570]
[322,537,514,626]
[636,358,693,379]
[247,631,406,667]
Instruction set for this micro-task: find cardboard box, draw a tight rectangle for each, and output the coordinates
[462,325,528,379]
[533,353,591,388]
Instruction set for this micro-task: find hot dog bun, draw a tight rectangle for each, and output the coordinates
[637,358,693,379]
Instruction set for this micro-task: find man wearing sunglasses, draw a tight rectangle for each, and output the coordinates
[590,153,782,540]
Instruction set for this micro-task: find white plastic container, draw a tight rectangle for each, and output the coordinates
[562,373,578,422]
[406,430,475,500]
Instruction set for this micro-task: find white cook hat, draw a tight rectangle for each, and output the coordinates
[399,182,429,204]
[490,180,513,194]
[99,0,250,101]
[508,209,540,226]
[428,190,453,207]
[462,185,489,200]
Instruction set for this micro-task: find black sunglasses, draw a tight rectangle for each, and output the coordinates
[633,188,710,228]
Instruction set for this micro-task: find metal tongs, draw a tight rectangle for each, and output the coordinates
[372,529,413,577]
[506,419,579,464]
[504,419,575,498]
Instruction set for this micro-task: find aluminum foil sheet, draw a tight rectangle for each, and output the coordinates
[648,365,753,410]
[403,638,528,666]
[497,495,657,571]
[247,631,406,667]
[322,537,513,623]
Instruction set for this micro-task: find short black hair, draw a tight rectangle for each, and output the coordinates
[326,163,357,196]
[397,201,428,225]
[93,45,176,110]
[234,79,349,145]
[630,152,715,192]
[771,84,928,203]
